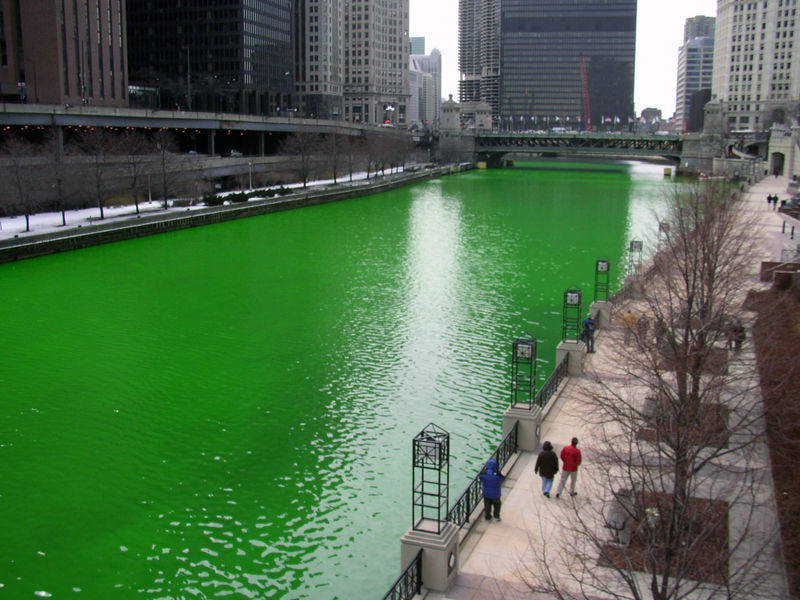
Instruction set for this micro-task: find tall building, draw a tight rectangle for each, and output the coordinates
[498,0,636,130]
[712,0,800,132]
[676,16,715,131]
[126,0,292,115]
[410,36,425,55]
[343,0,409,125]
[458,0,500,119]
[0,0,128,106]
[410,48,441,127]
[294,0,344,119]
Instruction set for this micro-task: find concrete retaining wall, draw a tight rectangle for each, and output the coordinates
[0,165,473,264]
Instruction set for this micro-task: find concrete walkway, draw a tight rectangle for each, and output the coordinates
[425,176,797,600]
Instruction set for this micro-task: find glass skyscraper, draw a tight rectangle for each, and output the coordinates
[499,0,636,130]
[126,0,292,115]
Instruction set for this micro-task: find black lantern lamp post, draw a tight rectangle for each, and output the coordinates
[594,258,610,301]
[562,288,582,341]
[511,337,537,408]
[412,423,450,534]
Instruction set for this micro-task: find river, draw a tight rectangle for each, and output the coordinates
[0,160,671,599]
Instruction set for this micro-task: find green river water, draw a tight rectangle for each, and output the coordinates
[0,160,671,599]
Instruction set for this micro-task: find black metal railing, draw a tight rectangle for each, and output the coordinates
[381,548,423,600]
[445,421,519,528]
[532,352,569,408]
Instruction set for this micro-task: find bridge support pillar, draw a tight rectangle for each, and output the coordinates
[258,132,265,156]
[208,131,216,156]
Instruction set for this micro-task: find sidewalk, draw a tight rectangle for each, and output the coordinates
[426,176,795,600]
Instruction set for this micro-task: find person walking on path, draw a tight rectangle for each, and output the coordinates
[635,314,649,348]
[535,441,559,498]
[621,310,636,345]
[479,458,505,521]
[582,313,596,353]
[556,438,582,498]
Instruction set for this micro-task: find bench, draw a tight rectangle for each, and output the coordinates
[604,489,635,546]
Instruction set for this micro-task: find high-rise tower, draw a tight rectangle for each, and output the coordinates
[497,0,636,130]
[343,0,409,125]
[676,16,715,131]
[712,0,799,132]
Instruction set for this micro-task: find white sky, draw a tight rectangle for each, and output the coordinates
[409,0,719,118]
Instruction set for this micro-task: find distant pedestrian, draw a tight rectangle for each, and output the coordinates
[732,319,746,351]
[767,194,773,209]
[535,441,559,498]
[621,310,636,345]
[556,437,582,498]
[773,195,780,210]
[654,316,668,349]
[479,459,505,522]
[582,313,596,353]
[635,315,649,347]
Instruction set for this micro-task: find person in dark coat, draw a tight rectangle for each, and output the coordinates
[534,441,559,498]
[479,458,505,522]
[582,313,596,353]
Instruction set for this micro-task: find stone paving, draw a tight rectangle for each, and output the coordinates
[424,175,798,600]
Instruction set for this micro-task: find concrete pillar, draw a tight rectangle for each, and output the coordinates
[502,405,543,452]
[400,522,460,592]
[208,130,216,156]
[556,340,584,377]
[591,300,611,330]
[258,132,265,156]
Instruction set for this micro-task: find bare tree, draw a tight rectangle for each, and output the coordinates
[115,129,151,214]
[279,132,320,188]
[321,133,345,185]
[343,135,364,182]
[0,135,40,231]
[526,182,782,600]
[152,129,178,208]
[76,127,113,220]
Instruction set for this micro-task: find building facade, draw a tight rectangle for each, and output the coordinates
[458,0,500,121]
[712,0,800,132]
[497,0,636,131]
[294,0,344,119]
[410,48,441,127]
[0,0,128,106]
[126,0,292,115]
[676,17,715,131]
[343,0,409,125]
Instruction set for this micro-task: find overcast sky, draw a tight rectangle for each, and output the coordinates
[409,0,719,117]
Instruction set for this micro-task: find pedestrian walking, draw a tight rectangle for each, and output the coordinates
[535,441,559,498]
[479,458,505,522]
[555,437,582,498]
[732,319,746,351]
[582,312,596,353]
[635,314,649,347]
[767,194,773,209]
[621,310,636,345]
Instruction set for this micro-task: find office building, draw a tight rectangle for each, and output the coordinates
[410,48,441,127]
[343,0,409,125]
[497,0,636,130]
[0,0,127,106]
[676,16,715,131]
[712,0,800,132]
[126,0,292,115]
[410,36,425,55]
[294,0,344,119]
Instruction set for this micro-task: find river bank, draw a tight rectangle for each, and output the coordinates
[0,163,472,263]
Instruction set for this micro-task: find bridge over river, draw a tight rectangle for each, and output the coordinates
[473,131,683,163]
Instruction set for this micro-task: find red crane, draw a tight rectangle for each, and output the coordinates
[579,53,592,132]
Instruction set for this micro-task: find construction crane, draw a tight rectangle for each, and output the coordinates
[579,53,592,132]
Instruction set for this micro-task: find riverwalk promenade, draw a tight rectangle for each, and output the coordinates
[422,176,798,600]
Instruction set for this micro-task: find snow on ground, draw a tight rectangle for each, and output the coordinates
[0,168,395,242]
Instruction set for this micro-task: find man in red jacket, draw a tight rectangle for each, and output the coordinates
[556,437,582,498]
